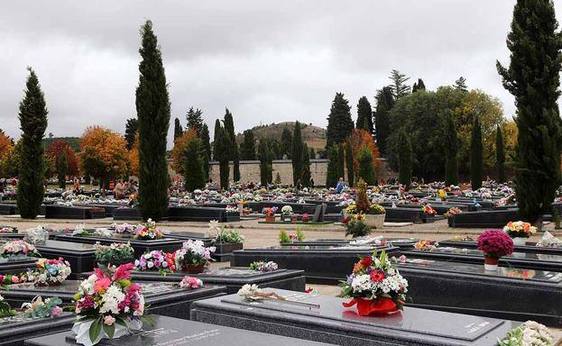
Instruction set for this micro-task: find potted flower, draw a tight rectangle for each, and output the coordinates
[444,207,462,226]
[302,213,310,223]
[32,257,72,286]
[133,219,164,240]
[174,240,215,274]
[262,207,277,223]
[344,214,372,238]
[213,220,244,255]
[477,229,514,271]
[94,242,135,267]
[281,205,293,223]
[422,204,437,217]
[340,251,408,316]
[353,179,385,229]
[503,221,537,246]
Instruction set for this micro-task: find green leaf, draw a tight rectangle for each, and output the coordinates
[89,317,102,343]
[103,322,115,339]
[115,317,127,327]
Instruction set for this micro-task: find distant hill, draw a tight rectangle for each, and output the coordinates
[236,122,326,153]
[42,137,81,151]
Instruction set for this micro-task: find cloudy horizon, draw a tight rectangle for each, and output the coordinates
[1,0,559,146]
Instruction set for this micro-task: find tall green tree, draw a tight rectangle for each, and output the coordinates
[185,107,203,135]
[389,69,411,99]
[337,142,345,180]
[326,93,354,148]
[454,76,468,92]
[213,119,230,189]
[200,123,211,179]
[444,114,459,186]
[281,127,292,159]
[183,137,205,191]
[258,139,272,186]
[345,139,354,186]
[125,118,138,150]
[495,125,506,183]
[497,0,562,223]
[173,117,183,140]
[17,68,48,219]
[398,129,412,188]
[357,147,376,185]
[240,129,256,160]
[136,20,171,221]
[374,87,394,155]
[325,145,339,187]
[356,96,373,133]
[223,108,240,182]
[412,78,426,93]
[291,121,304,186]
[301,143,312,187]
[470,116,483,190]
[55,151,68,189]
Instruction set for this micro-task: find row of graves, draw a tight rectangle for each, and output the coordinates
[1,216,561,344]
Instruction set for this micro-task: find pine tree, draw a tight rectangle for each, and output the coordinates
[357,147,376,185]
[444,114,459,186]
[454,77,468,92]
[337,142,345,181]
[223,108,240,182]
[398,129,412,188]
[326,145,339,187]
[258,139,272,186]
[356,96,373,133]
[470,116,483,190]
[389,69,411,99]
[182,137,205,191]
[240,129,256,160]
[281,127,292,159]
[291,121,304,186]
[125,118,138,150]
[496,125,506,183]
[374,87,395,155]
[200,123,211,179]
[412,78,426,92]
[301,143,312,187]
[173,117,183,140]
[185,107,203,135]
[497,0,562,223]
[326,93,354,148]
[17,68,48,219]
[136,20,171,221]
[213,119,230,189]
[345,139,355,186]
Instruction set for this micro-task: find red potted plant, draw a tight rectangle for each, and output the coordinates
[477,229,514,271]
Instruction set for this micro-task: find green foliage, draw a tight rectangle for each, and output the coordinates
[240,129,256,160]
[125,118,138,150]
[42,137,80,152]
[345,216,371,238]
[356,96,373,134]
[23,297,62,319]
[495,125,506,182]
[389,69,411,99]
[215,228,244,244]
[223,108,240,182]
[470,116,483,190]
[200,123,211,179]
[258,139,272,186]
[136,20,170,221]
[454,76,468,92]
[326,145,339,187]
[278,230,290,244]
[337,142,345,180]
[444,114,459,186]
[274,172,281,185]
[296,228,305,241]
[374,87,394,155]
[94,243,135,267]
[281,127,292,159]
[185,107,203,135]
[326,93,354,148]
[0,296,16,318]
[291,121,304,186]
[412,78,426,93]
[214,120,230,189]
[345,140,354,187]
[398,129,412,187]
[183,137,205,192]
[301,143,312,187]
[55,151,68,188]
[173,117,183,140]
[17,68,47,219]
[357,148,376,185]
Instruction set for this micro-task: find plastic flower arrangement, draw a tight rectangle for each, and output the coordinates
[179,276,203,289]
[262,207,278,217]
[503,221,537,239]
[444,207,462,218]
[72,263,146,346]
[281,205,293,215]
[94,242,135,267]
[0,226,17,234]
[22,296,63,318]
[340,251,408,316]
[112,223,136,235]
[437,189,447,200]
[0,294,16,318]
[249,261,279,272]
[345,203,357,215]
[32,257,72,286]
[0,240,41,258]
[414,240,439,251]
[174,240,215,272]
[536,231,562,248]
[133,219,164,240]
[498,320,553,346]
[477,229,514,259]
[344,214,372,238]
[369,204,386,215]
[422,204,437,216]
[215,228,244,244]
[225,205,238,213]
[134,250,171,274]
[0,273,31,287]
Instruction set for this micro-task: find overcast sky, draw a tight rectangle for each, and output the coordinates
[1,1,560,146]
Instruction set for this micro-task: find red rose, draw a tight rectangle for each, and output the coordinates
[360,256,372,267]
[370,270,385,282]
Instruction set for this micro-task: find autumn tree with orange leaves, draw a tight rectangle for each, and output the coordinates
[0,130,14,178]
[46,140,79,188]
[79,126,128,189]
[349,129,381,183]
[171,129,198,175]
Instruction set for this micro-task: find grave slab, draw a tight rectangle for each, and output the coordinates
[438,239,562,255]
[0,256,37,274]
[34,240,95,278]
[0,312,75,346]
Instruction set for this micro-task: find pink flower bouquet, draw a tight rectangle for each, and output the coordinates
[477,229,514,259]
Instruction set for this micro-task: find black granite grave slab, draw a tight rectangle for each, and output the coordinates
[231,245,399,284]
[0,204,17,215]
[34,240,96,278]
[1,280,226,320]
[191,289,519,345]
[0,312,75,346]
[167,206,240,222]
[162,231,213,246]
[112,207,143,221]
[130,267,305,294]
[53,234,183,257]
[448,209,519,228]
[0,233,24,240]
[24,315,324,346]
[0,256,37,274]
[279,238,418,249]
[384,207,442,223]
[45,205,106,219]
[439,239,562,255]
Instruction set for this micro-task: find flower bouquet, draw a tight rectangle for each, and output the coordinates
[0,273,30,287]
[214,226,244,244]
[444,207,462,218]
[0,226,17,234]
[249,261,279,272]
[262,207,277,222]
[340,251,408,316]
[343,214,372,238]
[179,276,203,289]
[134,250,172,274]
[32,257,72,286]
[477,230,514,271]
[281,205,293,222]
[414,240,439,251]
[72,263,146,346]
[422,204,437,216]
[369,204,386,215]
[498,320,553,346]
[174,240,215,273]
[94,242,135,267]
[24,226,49,244]
[111,223,136,235]
[0,240,41,258]
[302,213,310,223]
[133,219,164,240]
[535,231,562,248]
[22,296,63,318]
[503,221,537,245]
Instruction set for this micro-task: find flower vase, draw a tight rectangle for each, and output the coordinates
[72,318,130,346]
[182,264,205,274]
[342,297,399,316]
[484,256,499,271]
[511,237,527,246]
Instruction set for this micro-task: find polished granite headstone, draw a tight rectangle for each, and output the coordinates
[167,206,240,222]
[1,280,226,320]
[34,240,95,278]
[24,315,325,346]
[448,209,519,228]
[438,239,562,255]
[0,256,37,274]
[191,289,519,346]
[45,205,106,219]
[280,238,418,249]
[0,312,74,346]
[131,267,305,294]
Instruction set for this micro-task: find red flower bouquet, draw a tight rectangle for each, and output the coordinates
[477,229,514,270]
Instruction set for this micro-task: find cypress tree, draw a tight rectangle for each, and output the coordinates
[301,143,312,188]
[185,107,203,135]
[389,69,411,99]
[200,123,211,179]
[223,108,240,182]
[281,127,292,159]
[291,121,304,186]
[173,117,183,140]
[345,139,355,186]
[356,96,373,134]
[413,78,426,92]
[398,129,412,188]
[374,87,395,155]
[240,129,256,160]
[357,147,376,185]
[213,119,230,189]
[125,118,138,150]
[56,151,68,189]
[497,0,562,223]
[496,125,506,183]
[444,114,459,186]
[337,142,345,180]
[309,147,316,159]
[258,139,272,186]
[326,145,339,187]
[326,93,354,148]
[136,20,171,221]
[470,116,483,190]
[17,68,47,219]
[183,137,205,191]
